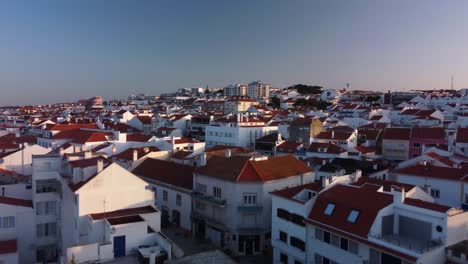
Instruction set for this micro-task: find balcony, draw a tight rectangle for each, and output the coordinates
[237,205,263,212]
[192,191,226,207]
[370,233,443,253]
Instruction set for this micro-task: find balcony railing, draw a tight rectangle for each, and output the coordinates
[237,205,263,212]
[192,191,226,207]
[369,233,443,253]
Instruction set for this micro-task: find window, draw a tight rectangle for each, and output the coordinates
[176,194,182,206]
[413,143,421,147]
[340,237,349,251]
[243,193,257,205]
[1,216,15,228]
[347,210,360,223]
[265,232,271,240]
[37,222,57,238]
[290,237,305,251]
[323,231,331,244]
[213,187,222,198]
[163,190,168,202]
[349,240,359,254]
[331,234,340,247]
[277,208,291,221]
[291,213,305,227]
[36,179,58,194]
[324,203,335,216]
[196,183,207,193]
[279,231,288,243]
[430,188,440,199]
[36,201,56,215]
[315,228,323,240]
[280,253,288,264]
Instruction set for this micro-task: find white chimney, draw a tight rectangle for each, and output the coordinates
[200,153,207,166]
[277,133,282,142]
[59,147,64,156]
[97,159,103,173]
[331,130,335,139]
[321,177,330,188]
[133,149,138,162]
[15,132,20,138]
[171,136,176,151]
[322,159,327,165]
[225,148,231,158]
[84,150,92,159]
[392,186,405,204]
[112,145,117,154]
[209,115,214,124]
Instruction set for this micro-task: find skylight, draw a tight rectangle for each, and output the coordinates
[324,203,335,216]
[347,210,360,223]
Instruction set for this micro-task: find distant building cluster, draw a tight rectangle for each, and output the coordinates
[0,82,467,263]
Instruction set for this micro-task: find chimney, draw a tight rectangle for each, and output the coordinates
[133,149,138,162]
[277,133,282,142]
[112,145,117,154]
[171,136,176,151]
[97,159,103,173]
[200,153,207,166]
[209,115,214,124]
[59,147,64,156]
[392,186,405,204]
[331,130,335,139]
[373,164,378,170]
[225,148,231,158]
[322,159,327,165]
[15,132,20,138]
[321,177,330,188]
[84,150,92,159]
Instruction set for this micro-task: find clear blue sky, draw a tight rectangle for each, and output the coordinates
[1,0,467,105]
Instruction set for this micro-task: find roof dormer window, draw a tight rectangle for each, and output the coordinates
[347,209,360,223]
[324,203,335,216]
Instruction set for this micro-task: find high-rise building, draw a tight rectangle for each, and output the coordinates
[247,81,270,99]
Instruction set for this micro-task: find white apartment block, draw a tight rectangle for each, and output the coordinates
[29,152,171,263]
[192,153,314,256]
[205,114,277,150]
[248,81,270,99]
[224,84,247,97]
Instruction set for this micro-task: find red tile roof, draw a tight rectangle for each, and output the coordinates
[0,196,33,207]
[195,155,312,183]
[132,158,194,190]
[112,147,160,161]
[0,239,17,254]
[456,128,468,143]
[404,198,451,213]
[276,141,303,153]
[307,184,392,239]
[271,181,323,203]
[410,127,445,140]
[315,131,353,141]
[68,156,109,168]
[90,205,157,220]
[392,164,468,181]
[383,127,411,140]
[108,215,145,225]
[126,134,153,142]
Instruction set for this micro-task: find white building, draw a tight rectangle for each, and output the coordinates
[133,158,194,231]
[205,114,277,150]
[0,196,35,264]
[192,153,314,256]
[247,81,270,99]
[305,181,468,264]
[30,152,171,263]
[224,84,247,97]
